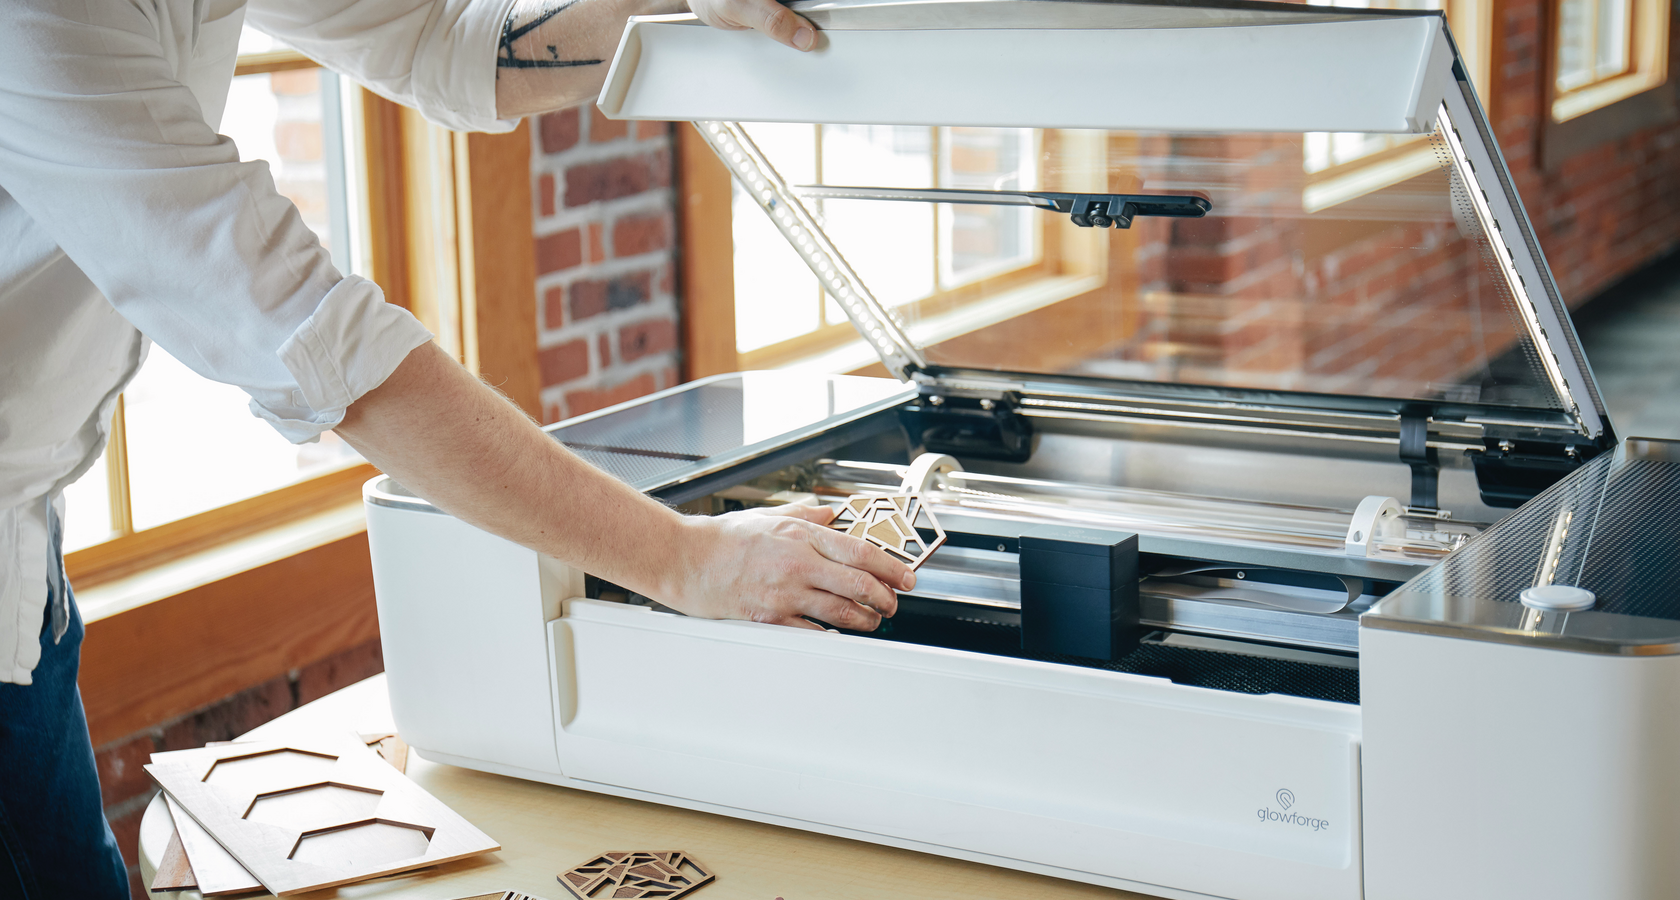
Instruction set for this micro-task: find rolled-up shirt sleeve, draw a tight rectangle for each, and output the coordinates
[248,0,521,134]
[0,0,434,443]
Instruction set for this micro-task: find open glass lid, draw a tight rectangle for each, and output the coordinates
[600,0,1612,472]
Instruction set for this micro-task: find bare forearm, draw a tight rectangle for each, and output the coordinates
[338,341,910,631]
[335,341,689,598]
[494,0,682,118]
[493,0,818,118]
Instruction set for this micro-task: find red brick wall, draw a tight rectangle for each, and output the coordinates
[530,108,682,424]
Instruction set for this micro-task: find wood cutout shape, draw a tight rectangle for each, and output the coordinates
[145,733,499,896]
[150,733,413,894]
[557,851,715,900]
[828,493,947,570]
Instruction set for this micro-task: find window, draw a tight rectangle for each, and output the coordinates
[64,28,543,591]
[1557,0,1634,91]
[1299,0,1493,212]
[1551,0,1670,121]
[724,124,1098,371]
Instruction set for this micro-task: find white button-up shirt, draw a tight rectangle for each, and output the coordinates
[0,0,517,683]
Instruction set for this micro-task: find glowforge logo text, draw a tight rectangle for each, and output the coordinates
[1256,788,1331,832]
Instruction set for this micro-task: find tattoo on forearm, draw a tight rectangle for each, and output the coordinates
[498,0,604,70]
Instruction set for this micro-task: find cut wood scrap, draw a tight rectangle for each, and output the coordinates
[361,732,409,773]
[148,828,196,893]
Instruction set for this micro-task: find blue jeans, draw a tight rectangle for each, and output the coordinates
[0,577,130,898]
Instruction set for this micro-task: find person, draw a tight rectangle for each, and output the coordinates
[0,0,911,896]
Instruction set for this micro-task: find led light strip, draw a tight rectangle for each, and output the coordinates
[1435,101,1581,426]
[695,121,927,376]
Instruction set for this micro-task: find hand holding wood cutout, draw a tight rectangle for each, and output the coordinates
[828,494,947,571]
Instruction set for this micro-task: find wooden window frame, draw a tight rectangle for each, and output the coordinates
[1540,0,1675,167]
[678,124,1101,377]
[73,50,541,748]
[1549,0,1667,121]
[67,53,540,592]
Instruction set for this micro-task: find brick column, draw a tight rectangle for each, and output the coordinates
[531,108,682,424]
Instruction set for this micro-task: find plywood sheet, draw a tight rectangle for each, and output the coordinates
[147,733,498,896]
[151,733,410,893]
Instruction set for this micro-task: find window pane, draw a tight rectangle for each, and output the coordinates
[61,445,113,552]
[819,125,935,310]
[123,60,362,532]
[1595,0,1631,80]
[125,347,361,531]
[734,124,821,354]
[939,127,1038,287]
[1557,0,1593,89]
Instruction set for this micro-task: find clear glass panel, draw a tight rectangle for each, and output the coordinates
[734,124,820,353]
[126,347,361,531]
[61,445,113,552]
[735,123,1045,357]
[939,127,1038,287]
[1300,0,1445,175]
[820,125,935,309]
[754,124,1564,411]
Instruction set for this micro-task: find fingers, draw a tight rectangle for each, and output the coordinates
[702,0,816,50]
[757,502,837,526]
[757,0,817,51]
[799,588,884,631]
[805,556,898,619]
[771,615,826,631]
[808,526,917,593]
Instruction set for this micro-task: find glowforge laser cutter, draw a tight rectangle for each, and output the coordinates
[367,4,1680,898]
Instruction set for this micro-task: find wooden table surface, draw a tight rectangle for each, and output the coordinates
[140,674,1158,900]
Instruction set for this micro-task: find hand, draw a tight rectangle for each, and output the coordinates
[662,504,915,630]
[689,0,819,51]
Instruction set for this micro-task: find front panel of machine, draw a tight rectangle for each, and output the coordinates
[552,600,1361,900]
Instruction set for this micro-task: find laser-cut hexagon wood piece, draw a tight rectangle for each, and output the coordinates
[145,733,498,896]
[558,851,715,900]
[828,493,947,570]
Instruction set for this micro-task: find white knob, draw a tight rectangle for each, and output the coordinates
[1519,584,1596,611]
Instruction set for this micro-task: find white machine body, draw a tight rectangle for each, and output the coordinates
[368,2,1680,896]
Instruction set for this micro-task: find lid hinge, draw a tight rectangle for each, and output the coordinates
[900,390,1033,463]
[1399,411,1440,510]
